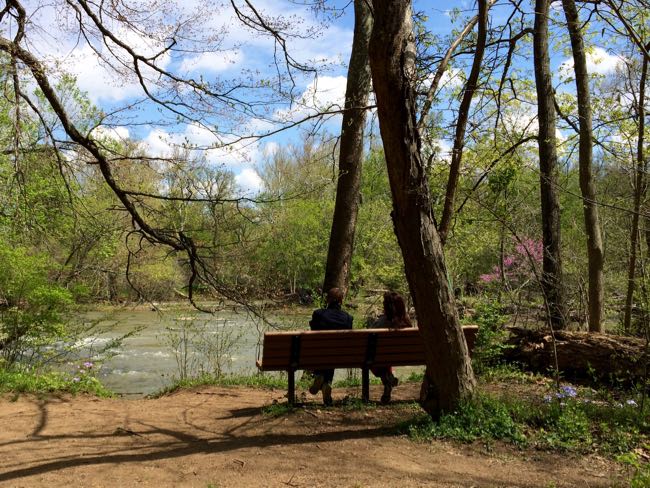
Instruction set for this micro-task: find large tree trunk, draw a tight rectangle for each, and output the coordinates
[322,0,373,295]
[624,50,648,333]
[504,327,649,385]
[369,0,476,417]
[533,0,567,329]
[438,0,488,245]
[562,0,604,333]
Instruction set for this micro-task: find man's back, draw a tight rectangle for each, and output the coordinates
[310,303,353,331]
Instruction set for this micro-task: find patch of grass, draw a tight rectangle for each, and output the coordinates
[149,372,310,398]
[339,396,377,411]
[405,371,424,383]
[477,363,542,384]
[333,375,382,388]
[0,368,112,397]
[262,401,295,417]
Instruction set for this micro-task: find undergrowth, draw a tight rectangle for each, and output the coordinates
[400,385,650,456]
[0,367,112,397]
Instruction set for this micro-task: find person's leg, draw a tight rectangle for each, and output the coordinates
[380,367,398,404]
[321,369,334,406]
[309,370,325,394]
[371,366,388,378]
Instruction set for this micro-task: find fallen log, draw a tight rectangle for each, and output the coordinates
[503,327,650,385]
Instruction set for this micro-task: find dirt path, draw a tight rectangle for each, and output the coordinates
[0,384,624,487]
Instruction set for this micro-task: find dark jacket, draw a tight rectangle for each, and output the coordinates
[309,302,353,331]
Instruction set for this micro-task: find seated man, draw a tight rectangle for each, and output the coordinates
[308,287,353,405]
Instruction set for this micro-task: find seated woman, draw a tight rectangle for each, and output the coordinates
[371,291,412,403]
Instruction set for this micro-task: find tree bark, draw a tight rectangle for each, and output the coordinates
[369,0,476,417]
[322,0,373,295]
[438,0,488,245]
[533,0,567,329]
[624,50,648,333]
[562,0,604,333]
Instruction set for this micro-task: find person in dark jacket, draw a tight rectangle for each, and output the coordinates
[308,287,353,405]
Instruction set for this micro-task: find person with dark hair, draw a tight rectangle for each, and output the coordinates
[371,291,412,403]
[308,287,353,406]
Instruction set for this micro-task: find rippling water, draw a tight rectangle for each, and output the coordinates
[75,307,301,396]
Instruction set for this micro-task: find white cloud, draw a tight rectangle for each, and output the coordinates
[142,123,261,166]
[235,168,263,195]
[91,125,130,141]
[435,139,453,159]
[423,67,464,93]
[559,47,625,78]
[276,75,348,122]
[143,128,176,157]
[179,50,243,73]
[263,141,280,157]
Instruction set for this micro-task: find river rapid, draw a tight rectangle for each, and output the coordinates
[75,306,307,397]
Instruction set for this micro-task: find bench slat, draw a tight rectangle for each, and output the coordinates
[257,326,477,371]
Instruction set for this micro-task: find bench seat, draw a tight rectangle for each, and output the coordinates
[257,326,478,404]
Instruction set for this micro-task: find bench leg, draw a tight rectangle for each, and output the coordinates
[288,368,295,405]
[362,367,369,403]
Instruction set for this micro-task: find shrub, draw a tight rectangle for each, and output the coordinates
[471,301,510,373]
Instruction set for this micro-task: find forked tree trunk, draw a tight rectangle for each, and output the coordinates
[322,0,373,295]
[624,51,648,333]
[562,0,604,332]
[369,0,476,417]
[533,0,567,329]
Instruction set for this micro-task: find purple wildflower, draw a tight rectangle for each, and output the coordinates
[557,386,577,398]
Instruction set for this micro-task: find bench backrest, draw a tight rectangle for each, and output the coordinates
[257,326,478,371]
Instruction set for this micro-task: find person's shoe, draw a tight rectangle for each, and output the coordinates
[309,375,324,395]
[380,384,392,404]
[322,382,333,406]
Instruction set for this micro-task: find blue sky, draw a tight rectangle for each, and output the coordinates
[6,1,626,194]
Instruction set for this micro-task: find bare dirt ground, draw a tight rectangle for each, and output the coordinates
[0,383,625,488]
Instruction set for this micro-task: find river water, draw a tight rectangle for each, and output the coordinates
[76,307,302,397]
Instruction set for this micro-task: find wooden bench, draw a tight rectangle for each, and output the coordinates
[256,326,478,404]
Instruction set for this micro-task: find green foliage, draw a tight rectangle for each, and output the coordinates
[161,316,243,381]
[402,387,649,455]
[406,370,425,383]
[471,301,511,373]
[340,396,377,411]
[476,363,538,384]
[538,401,593,450]
[0,243,73,365]
[405,394,526,444]
[617,451,650,488]
[0,366,112,397]
[262,401,296,417]
[149,372,296,398]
